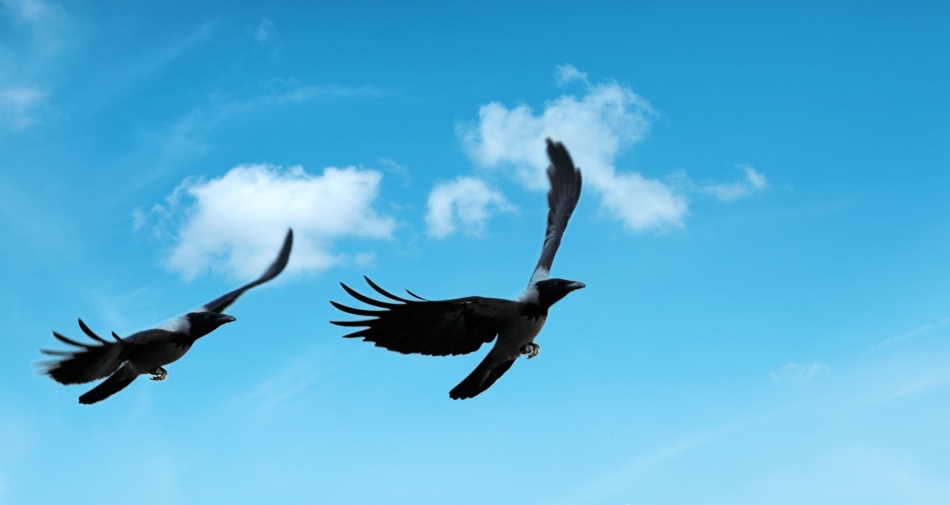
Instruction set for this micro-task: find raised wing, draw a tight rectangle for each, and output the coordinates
[40,319,132,385]
[330,277,513,356]
[202,228,294,313]
[528,138,582,287]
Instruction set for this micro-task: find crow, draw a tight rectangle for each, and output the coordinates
[41,229,294,404]
[332,139,584,399]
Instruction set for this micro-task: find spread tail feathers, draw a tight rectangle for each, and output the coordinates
[79,365,138,405]
[449,356,516,400]
[42,321,128,385]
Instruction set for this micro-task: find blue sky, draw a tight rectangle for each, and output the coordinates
[2,0,949,503]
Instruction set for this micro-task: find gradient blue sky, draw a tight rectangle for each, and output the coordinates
[3,1,950,503]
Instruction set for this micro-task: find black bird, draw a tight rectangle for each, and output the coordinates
[41,229,294,404]
[332,139,585,399]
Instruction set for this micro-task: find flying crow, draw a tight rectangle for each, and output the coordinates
[41,229,294,404]
[332,139,584,399]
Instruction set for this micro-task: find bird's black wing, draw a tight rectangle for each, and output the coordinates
[202,228,294,314]
[449,354,517,400]
[528,138,582,286]
[331,277,513,356]
[78,364,138,404]
[40,319,133,385]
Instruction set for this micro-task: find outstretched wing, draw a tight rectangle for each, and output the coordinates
[202,228,294,314]
[78,364,138,405]
[528,138,582,287]
[40,319,132,385]
[330,277,514,356]
[449,353,517,400]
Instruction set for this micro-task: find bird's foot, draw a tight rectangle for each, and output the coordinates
[520,342,541,359]
[149,367,167,381]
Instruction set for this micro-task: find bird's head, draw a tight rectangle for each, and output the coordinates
[185,311,237,340]
[533,278,586,309]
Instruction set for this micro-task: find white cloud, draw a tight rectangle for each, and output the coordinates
[426,176,515,238]
[770,361,830,382]
[141,164,396,280]
[693,164,769,201]
[554,63,590,87]
[456,66,768,233]
[0,86,46,129]
[457,70,689,232]
[742,164,767,190]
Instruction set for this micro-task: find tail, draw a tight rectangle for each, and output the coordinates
[41,320,129,385]
[449,355,516,400]
[79,365,138,405]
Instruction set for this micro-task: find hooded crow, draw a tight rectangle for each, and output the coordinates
[332,139,584,399]
[41,229,294,404]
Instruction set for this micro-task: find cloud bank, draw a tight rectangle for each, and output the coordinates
[138,164,395,280]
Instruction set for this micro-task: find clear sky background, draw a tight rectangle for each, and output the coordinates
[2,1,949,503]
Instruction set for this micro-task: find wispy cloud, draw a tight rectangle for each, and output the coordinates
[166,77,386,139]
[873,318,950,351]
[1,0,59,23]
[221,348,356,429]
[876,367,950,403]
[0,86,46,129]
[770,361,830,382]
[426,176,515,238]
[138,164,396,280]
[135,78,389,186]
[680,164,769,201]
[121,22,217,84]
[563,410,785,503]
[378,157,411,185]
[256,77,388,103]
[232,356,318,415]
[252,17,276,43]
[554,63,590,87]
[0,0,70,130]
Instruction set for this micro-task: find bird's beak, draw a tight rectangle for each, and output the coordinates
[568,281,586,291]
[219,314,237,324]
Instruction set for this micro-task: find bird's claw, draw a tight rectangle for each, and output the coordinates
[149,367,167,381]
[520,343,541,359]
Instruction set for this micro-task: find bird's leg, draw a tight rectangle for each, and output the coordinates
[149,367,168,381]
[520,342,541,359]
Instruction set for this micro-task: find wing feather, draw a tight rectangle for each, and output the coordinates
[331,277,513,356]
[528,138,582,286]
[201,228,294,313]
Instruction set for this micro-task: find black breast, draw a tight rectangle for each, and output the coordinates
[519,302,548,321]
